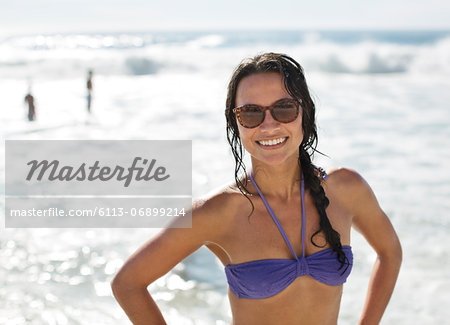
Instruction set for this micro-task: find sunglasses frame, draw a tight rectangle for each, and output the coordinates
[232,98,302,128]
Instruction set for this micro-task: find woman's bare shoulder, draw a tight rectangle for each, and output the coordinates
[194,180,245,210]
[323,167,371,202]
[192,180,252,233]
[325,167,366,186]
[323,166,385,222]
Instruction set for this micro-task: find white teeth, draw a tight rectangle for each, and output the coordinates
[258,137,286,146]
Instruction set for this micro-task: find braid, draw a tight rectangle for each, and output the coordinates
[299,146,350,273]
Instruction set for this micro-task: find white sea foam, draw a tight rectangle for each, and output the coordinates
[1,32,450,80]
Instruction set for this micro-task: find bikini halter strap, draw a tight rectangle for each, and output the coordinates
[250,172,306,260]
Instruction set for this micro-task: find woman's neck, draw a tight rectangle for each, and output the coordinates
[250,155,301,200]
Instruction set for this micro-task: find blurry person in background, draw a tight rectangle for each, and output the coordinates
[24,90,36,121]
[87,69,93,113]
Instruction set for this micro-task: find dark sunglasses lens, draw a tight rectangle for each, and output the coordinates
[239,105,264,128]
[272,101,299,123]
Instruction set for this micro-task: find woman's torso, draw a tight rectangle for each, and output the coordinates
[205,169,354,324]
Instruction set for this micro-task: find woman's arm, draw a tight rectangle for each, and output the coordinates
[111,197,223,324]
[341,169,402,325]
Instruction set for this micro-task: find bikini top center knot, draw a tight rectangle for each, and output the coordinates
[296,258,309,277]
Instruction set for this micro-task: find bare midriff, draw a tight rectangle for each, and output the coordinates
[228,275,343,325]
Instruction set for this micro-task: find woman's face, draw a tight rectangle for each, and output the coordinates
[235,72,303,166]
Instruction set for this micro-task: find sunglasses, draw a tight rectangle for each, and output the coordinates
[233,98,301,128]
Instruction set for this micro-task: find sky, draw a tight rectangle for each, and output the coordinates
[1,0,450,36]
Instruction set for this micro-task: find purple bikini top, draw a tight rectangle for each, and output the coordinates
[224,172,353,299]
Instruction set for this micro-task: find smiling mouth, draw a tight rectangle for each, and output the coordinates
[257,137,287,146]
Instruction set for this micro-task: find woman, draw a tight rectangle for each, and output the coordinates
[111,52,402,324]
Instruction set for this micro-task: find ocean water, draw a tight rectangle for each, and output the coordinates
[1,30,449,324]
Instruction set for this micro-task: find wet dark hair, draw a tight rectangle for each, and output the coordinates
[225,52,349,272]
